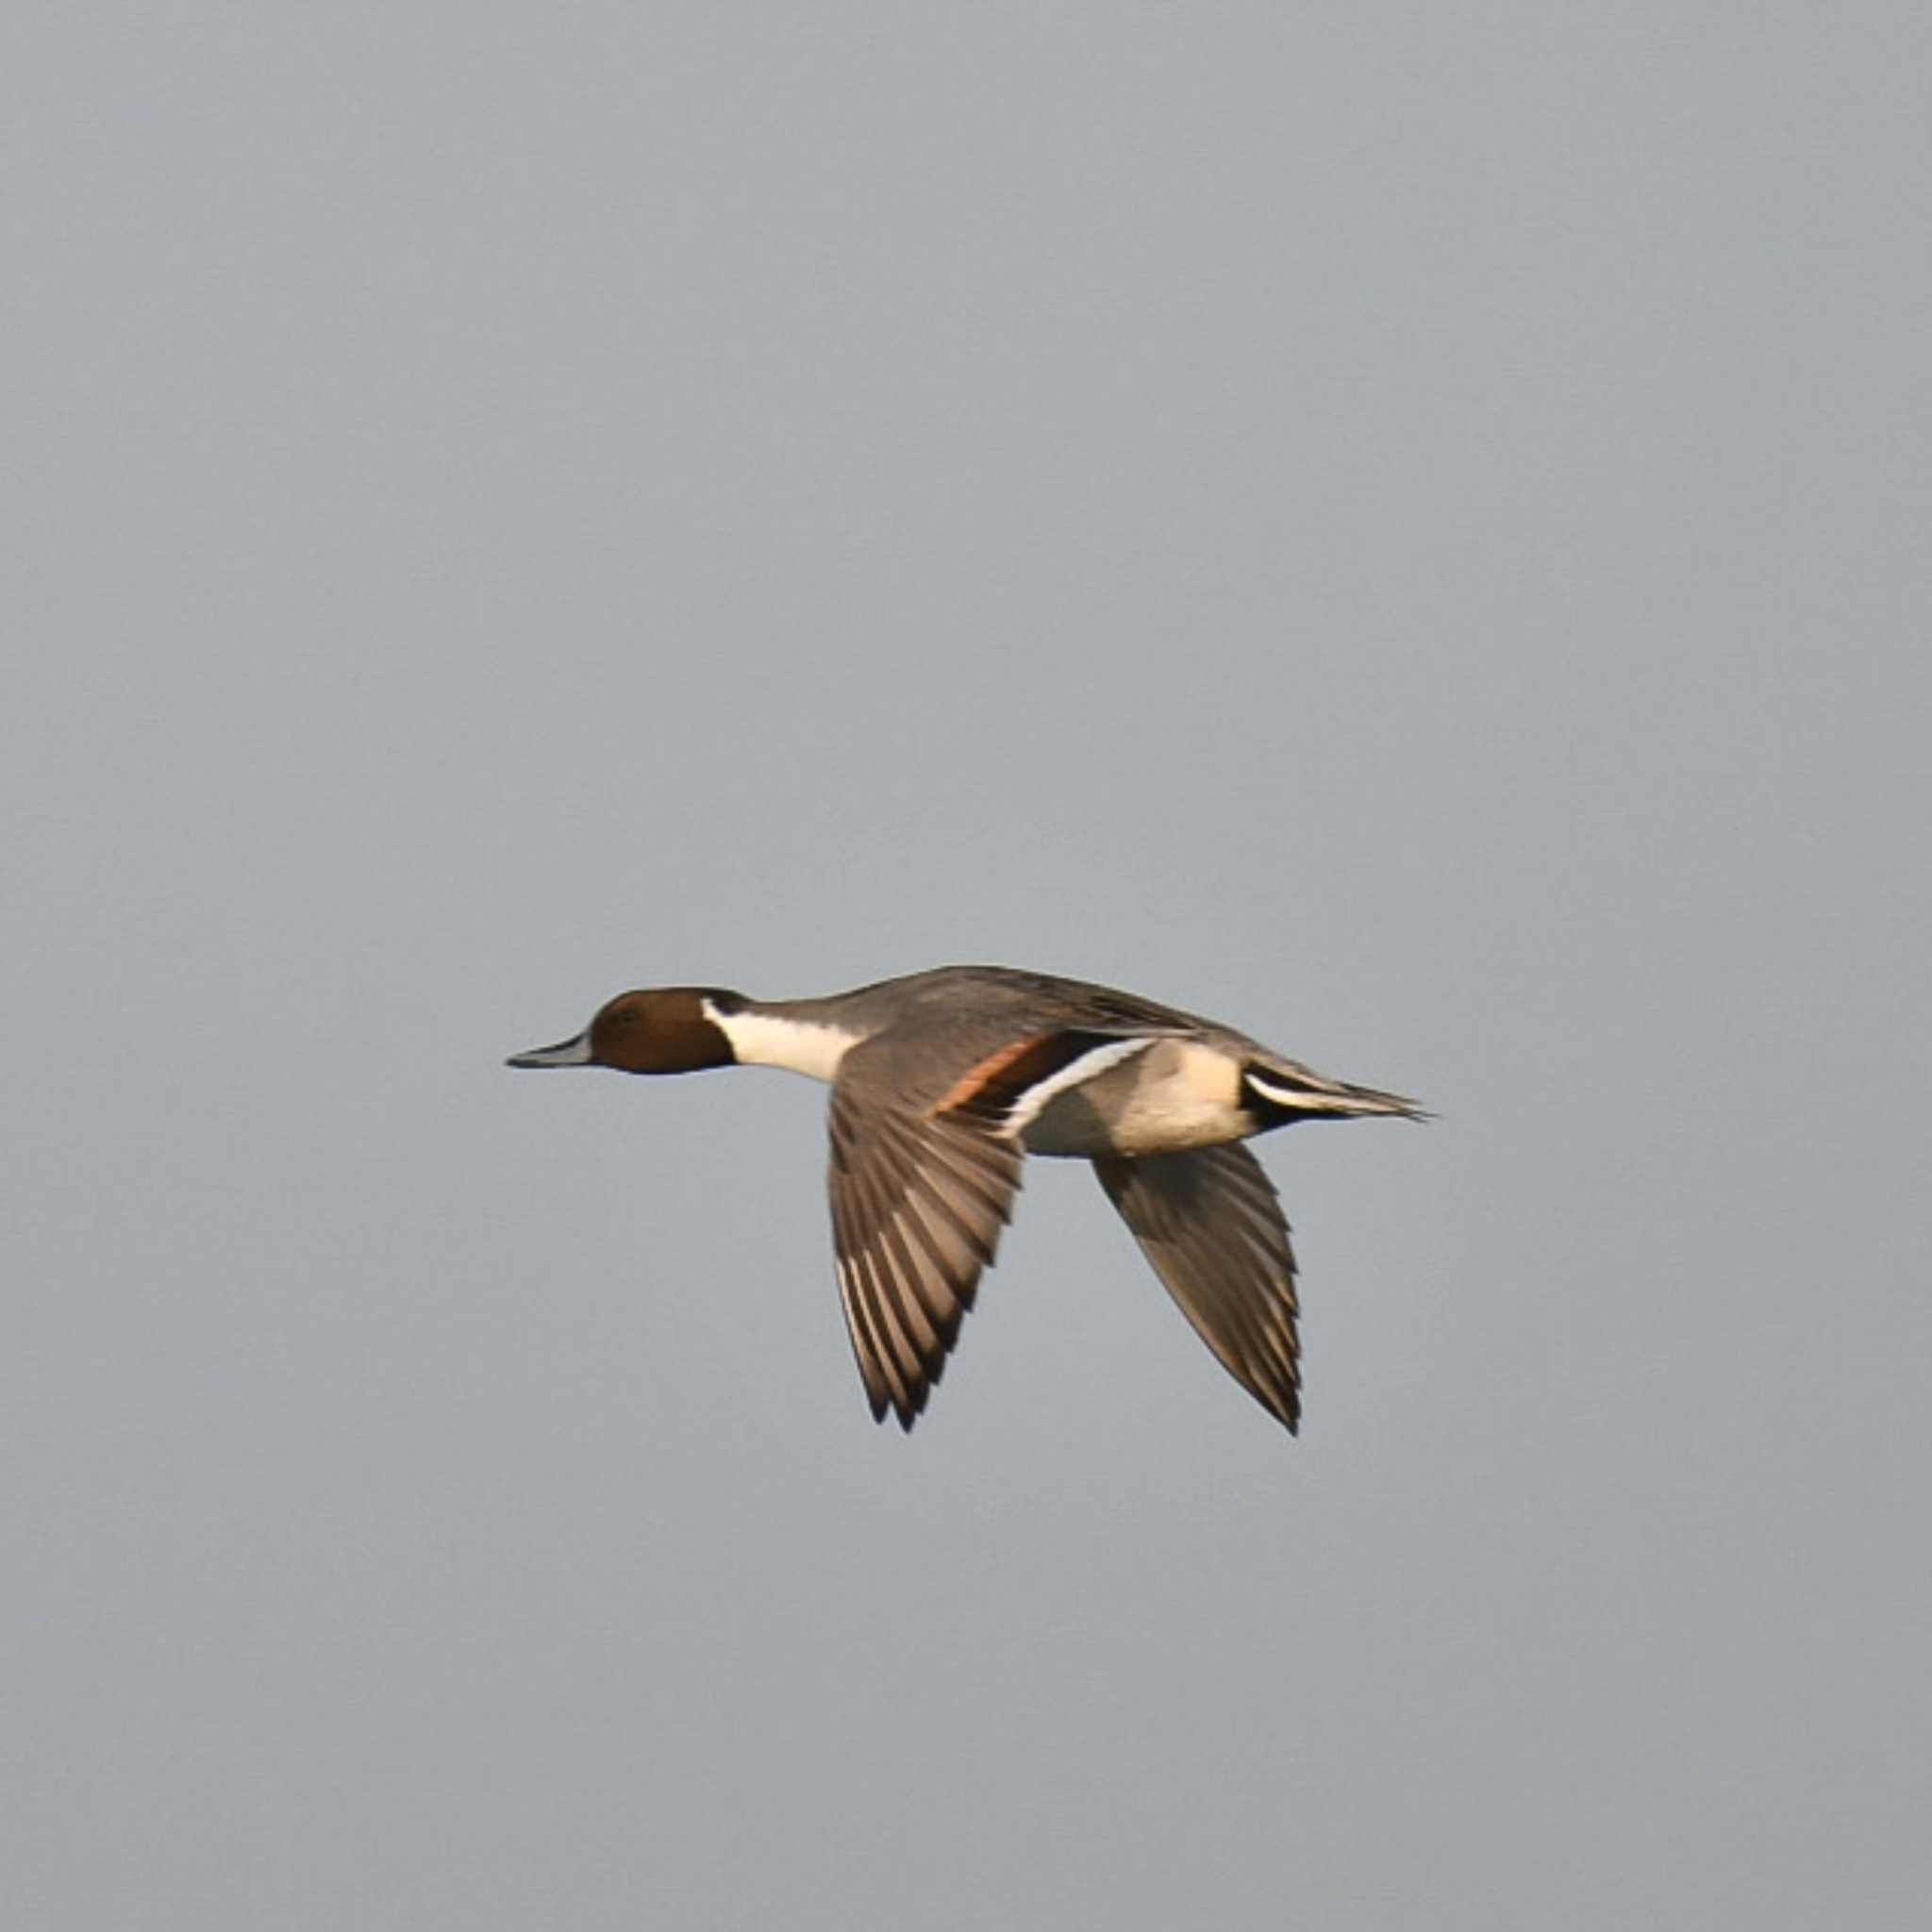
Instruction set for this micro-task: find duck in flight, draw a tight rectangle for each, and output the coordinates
[508,964,1420,1433]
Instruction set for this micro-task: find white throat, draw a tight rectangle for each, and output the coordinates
[704,1001,859,1084]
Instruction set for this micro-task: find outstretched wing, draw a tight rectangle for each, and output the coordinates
[1093,1145,1302,1432]
[826,1081,1024,1429]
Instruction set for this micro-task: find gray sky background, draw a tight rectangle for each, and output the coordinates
[7,5,1929,1927]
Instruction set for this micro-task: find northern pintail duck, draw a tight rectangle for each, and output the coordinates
[508,965,1420,1434]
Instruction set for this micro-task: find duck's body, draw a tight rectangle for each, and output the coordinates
[509,965,1419,1434]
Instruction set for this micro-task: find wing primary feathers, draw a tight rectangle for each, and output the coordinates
[826,1074,1023,1429]
[1094,1146,1303,1434]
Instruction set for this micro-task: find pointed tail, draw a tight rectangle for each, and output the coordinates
[1241,1060,1427,1125]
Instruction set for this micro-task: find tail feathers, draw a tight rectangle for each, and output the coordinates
[1242,1062,1425,1124]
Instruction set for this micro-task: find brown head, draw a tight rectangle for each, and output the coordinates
[506,988,744,1074]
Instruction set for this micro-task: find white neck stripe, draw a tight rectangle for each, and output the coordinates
[704,1002,859,1084]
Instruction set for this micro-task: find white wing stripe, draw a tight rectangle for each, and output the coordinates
[998,1038,1155,1134]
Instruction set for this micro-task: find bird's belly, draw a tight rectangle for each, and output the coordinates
[1021,1040,1253,1158]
